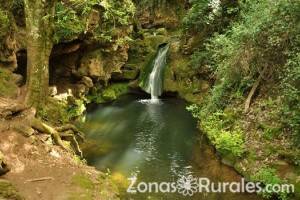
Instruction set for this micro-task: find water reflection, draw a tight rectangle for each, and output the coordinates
[82,95,261,200]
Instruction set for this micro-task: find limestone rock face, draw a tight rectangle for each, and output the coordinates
[136,0,187,29]
[0,35,17,71]
[78,50,106,79]
[77,46,129,82]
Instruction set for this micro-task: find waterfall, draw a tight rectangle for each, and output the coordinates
[145,44,169,103]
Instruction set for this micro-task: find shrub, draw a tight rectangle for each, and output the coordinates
[281,53,300,145]
[251,167,289,200]
[187,104,245,157]
[188,0,300,113]
[0,9,10,38]
[54,0,135,43]
[183,0,238,31]
[54,2,85,42]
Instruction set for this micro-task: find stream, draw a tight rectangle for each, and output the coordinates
[81,94,261,200]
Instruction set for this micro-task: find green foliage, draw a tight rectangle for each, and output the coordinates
[54,2,85,42]
[0,9,10,38]
[87,83,128,103]
[11,0,24,18]
[102,83,128,101]
[260,124,282,141]
[67,99,86,121]
[190,0,300,113]
[87,86,105,104]
[101,0,135,26]
[72,174,94,190]
[54,0,135,43]
[37,98,70,124]
[251,167,289,200]
[281,53,300,145]
[38,98,86,125]
[93,0,135,43]
[187,104,245,157]
[183,0,238,30]
[183,0,211,29]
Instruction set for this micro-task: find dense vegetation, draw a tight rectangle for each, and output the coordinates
[186,0,299,199]
[54,0,135,43]
[187,0,299,147]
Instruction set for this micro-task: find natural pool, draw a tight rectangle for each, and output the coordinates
[82,94,261,200]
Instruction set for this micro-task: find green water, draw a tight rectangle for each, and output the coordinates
[82,94,261,200]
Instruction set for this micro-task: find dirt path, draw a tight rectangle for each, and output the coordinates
[0,96,119,200]
[0,130,119,200]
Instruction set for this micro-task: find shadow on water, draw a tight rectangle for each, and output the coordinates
[81,94,262,200]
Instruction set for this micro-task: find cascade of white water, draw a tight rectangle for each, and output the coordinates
[146,44,169,103]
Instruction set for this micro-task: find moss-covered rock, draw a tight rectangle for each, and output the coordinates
[37,97,86,125]
[70,173,119,200]
[102,83,129,102]
[87,83,129,103]
[164,52,210,103]
[111,64,140,81]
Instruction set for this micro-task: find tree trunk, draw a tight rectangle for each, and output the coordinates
[24,0,56,109]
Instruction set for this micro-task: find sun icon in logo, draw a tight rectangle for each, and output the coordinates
[176,175,198,196]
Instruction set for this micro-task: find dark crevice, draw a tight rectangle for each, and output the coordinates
[15,49,27,85]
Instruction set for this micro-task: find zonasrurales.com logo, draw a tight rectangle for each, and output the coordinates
[127,175,294,197]
[176,175,198,196]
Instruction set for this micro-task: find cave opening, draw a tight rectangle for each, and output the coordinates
[15,49,27,86]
